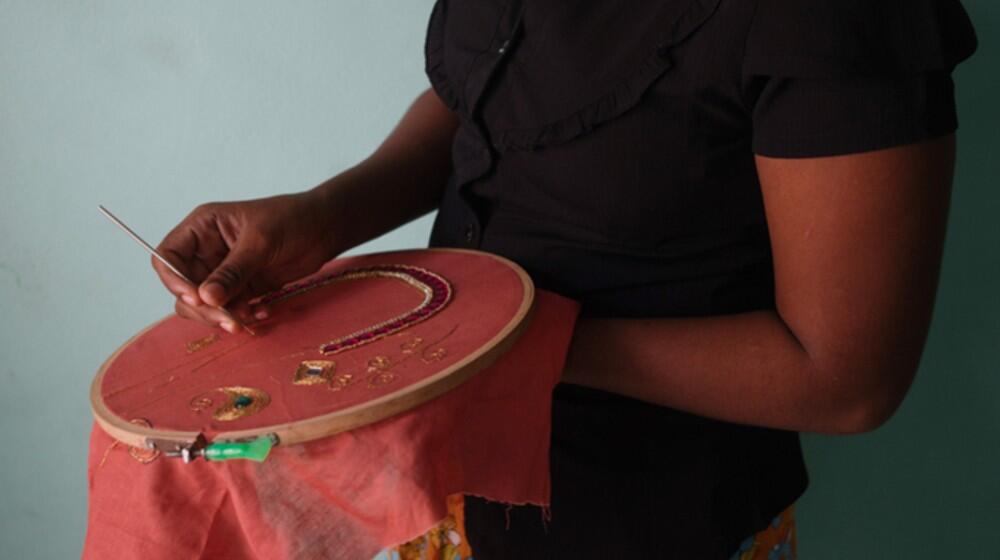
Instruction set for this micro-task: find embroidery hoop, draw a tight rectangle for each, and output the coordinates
[90,248,535,457]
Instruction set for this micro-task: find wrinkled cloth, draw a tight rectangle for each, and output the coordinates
[83,291,579,560]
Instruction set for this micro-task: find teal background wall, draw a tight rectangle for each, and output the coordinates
[0,2,995,558]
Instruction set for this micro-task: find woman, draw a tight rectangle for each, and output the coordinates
[153,1,977,557]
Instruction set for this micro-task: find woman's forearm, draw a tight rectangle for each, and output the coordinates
[563,138,954,437]
[314,88,459,254]
[562,311,890,436]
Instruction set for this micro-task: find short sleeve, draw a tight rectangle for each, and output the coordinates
[743,0,978,158]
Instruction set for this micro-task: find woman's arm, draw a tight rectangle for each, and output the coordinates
[155,88,458,331]
[560,135,956,435]
[316,87,459,253]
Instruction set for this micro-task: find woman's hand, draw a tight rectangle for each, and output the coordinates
[153,190,340,333]
[154,88,458,333]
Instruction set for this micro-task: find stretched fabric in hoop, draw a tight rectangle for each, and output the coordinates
[83,290,579,560]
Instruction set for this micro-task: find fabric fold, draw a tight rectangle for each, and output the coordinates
[493,0,722,151]
[83,290,580,560]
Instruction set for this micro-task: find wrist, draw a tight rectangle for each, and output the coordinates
[304,176,355,258]
[560,319,604,389]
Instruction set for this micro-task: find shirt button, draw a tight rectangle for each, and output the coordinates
[464,224,476,243]
[497,39,510,55]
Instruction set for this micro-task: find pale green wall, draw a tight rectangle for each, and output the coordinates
[0,2,996,558]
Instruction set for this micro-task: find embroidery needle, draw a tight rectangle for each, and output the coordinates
[98,205,256,336]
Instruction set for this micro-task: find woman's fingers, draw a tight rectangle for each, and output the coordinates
[154,219,208,305]
[251,303,271,321]
[174,298,241,333]
[198,242,269,308]
[155,207,245,306]
[152,254,200,306]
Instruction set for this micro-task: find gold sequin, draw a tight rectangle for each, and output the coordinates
[400,337,424,354]
[367,355,391,371]
[188,395,214,412]
[329,373,354,392]
[212,386,270,421]
[186,333,219,354]
[367,371,397,388]
[294,360,336,386]
[422,347,448,363]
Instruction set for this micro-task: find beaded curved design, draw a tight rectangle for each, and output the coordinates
[254,265,453,356]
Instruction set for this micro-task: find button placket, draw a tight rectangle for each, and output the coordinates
[448,0,525,247]
[461,0,524,122]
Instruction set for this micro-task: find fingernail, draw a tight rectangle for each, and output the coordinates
[254,309,269,320]
[222,321,236,333]
[201,282,226,306]
[182,295,198,306]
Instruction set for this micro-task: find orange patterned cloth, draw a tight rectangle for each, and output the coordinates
[730,504,796,560]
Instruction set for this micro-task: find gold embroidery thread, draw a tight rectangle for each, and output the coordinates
[186,333,219,354]
[100,419,161,466]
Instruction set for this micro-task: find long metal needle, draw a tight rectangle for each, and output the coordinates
[98,204,255,335]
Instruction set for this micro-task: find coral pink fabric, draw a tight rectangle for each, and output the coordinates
[83,291,579,560]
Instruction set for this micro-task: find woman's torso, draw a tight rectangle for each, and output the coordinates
[422,0,974,556]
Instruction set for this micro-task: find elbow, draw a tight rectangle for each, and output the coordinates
[814,364,915,435]
[827,396,899,435]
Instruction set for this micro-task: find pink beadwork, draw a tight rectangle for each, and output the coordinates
[254,264,453,356]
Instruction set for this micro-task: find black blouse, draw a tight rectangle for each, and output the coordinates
[422,0,977,557]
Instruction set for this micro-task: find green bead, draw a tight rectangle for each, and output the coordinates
[234,395,253,408]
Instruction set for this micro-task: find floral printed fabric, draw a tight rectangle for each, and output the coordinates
[373,494,473,560]
[729,504,797,560]
[374,499,796,560]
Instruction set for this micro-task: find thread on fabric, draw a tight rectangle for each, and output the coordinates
[98,419,161,467]
[540,505,552,535]
[97,441,117,468]
[186,333,219,354]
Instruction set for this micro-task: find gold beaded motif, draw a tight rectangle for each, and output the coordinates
[293,360,337,386]
[211,386,271,421]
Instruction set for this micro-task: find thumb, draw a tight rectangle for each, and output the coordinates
[199,244,267,307]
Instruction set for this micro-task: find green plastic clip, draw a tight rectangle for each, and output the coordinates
[203,435,275,462]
